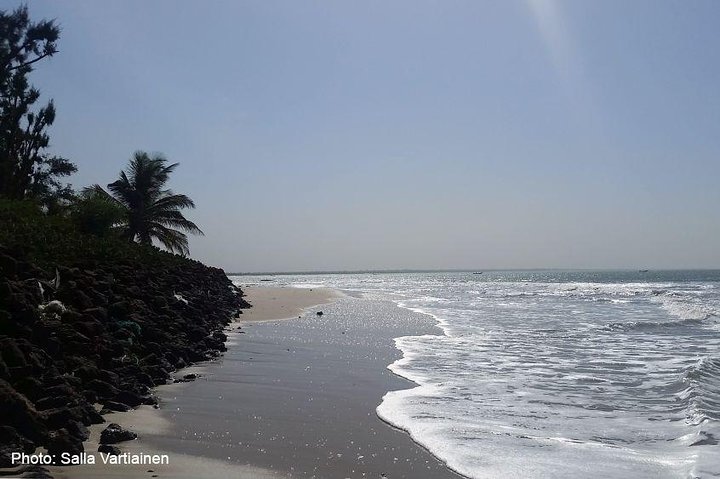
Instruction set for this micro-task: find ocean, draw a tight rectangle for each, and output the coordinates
[235,270,720,479]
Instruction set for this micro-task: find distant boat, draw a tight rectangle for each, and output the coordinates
[639,269,649,273]
[472,272,483,275]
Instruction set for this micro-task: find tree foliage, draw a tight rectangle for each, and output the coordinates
[0,5,75,207]
[70,188,125,237]
[89,151,204,255]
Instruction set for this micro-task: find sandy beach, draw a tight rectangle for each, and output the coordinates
[44,406,284,479]
[4,3,715,477]
[38,283,339,479]
[25,285,460,479]
[21,285,460,478]
[2,286,332,479]
[237,286,341,322]
[142,286,459,478]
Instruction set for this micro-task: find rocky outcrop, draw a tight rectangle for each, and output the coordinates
[0,235,249,466]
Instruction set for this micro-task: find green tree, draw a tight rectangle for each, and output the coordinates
[89,151,203,255]
[0,5,76,207]
[70,188,125,236]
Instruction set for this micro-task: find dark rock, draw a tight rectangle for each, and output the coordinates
[73,320,103,338]
[72,290,94,310]
[46,428,84,459]
[113,390,143,407]
[43,375,71,388]
[0,338,27,368]
[0,425,35,467]
[0,379,45,441]
[73,364,100,382]
[35,395,73,411]
[102,401,132,412]
[142,365,169,383]
[316,311,323,316]
[0,253,18,276]
[86,379,118,399]
[42,407,81,429]
[108,301,130,319]
[81,389,98,403]
[98,369,120,386]
[12,377,44,401]
[65,420,90,442]
[87,407,105,424]
[135,372,155,387]
[44,384,76,398]
[59,309,82,323]
[0,310,15,338]
[82,307,108,322]
[98,444,121,455]
[99,423,137,444]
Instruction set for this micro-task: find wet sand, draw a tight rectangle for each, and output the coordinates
[45,406,284,479]
[146,290,461,478]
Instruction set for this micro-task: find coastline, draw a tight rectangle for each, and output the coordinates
[19,284,462,478]
[131,287,460,478]
[39,286,342,478]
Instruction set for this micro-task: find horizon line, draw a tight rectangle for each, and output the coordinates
[227,267,720,276]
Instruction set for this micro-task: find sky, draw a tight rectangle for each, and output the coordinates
[19,0,720,272]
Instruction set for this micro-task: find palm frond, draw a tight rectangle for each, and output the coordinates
[148,193,196,212]
[107,172,135,208]
[81,184,124,207]
[148,222,190,255]
[152,211,204,235]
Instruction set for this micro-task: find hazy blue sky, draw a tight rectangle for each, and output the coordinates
[23,0,720,272]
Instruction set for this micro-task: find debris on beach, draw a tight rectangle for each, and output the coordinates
[38,299,67,317]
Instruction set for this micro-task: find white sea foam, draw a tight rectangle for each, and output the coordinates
[235,271,720,478]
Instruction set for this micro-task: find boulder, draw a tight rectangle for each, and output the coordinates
[99,423,137,444]
[0,425,35,468]
[102,401,131,412]
[113,390,143,408]
[98,444,121,455]
[86,379,118,399]
[46,427,84,459]
[0,379,45,442]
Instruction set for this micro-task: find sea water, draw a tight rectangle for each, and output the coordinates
[234,271,720,478]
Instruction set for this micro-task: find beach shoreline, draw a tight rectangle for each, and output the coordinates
[134,287,460,478]
[35,286,342,479]
[17,284,463,479]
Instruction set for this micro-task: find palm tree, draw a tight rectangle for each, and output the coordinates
[87,151,203,255]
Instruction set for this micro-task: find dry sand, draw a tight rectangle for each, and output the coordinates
[237,286,341,322]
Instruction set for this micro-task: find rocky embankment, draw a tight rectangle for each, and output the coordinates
[0,209,249,466]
